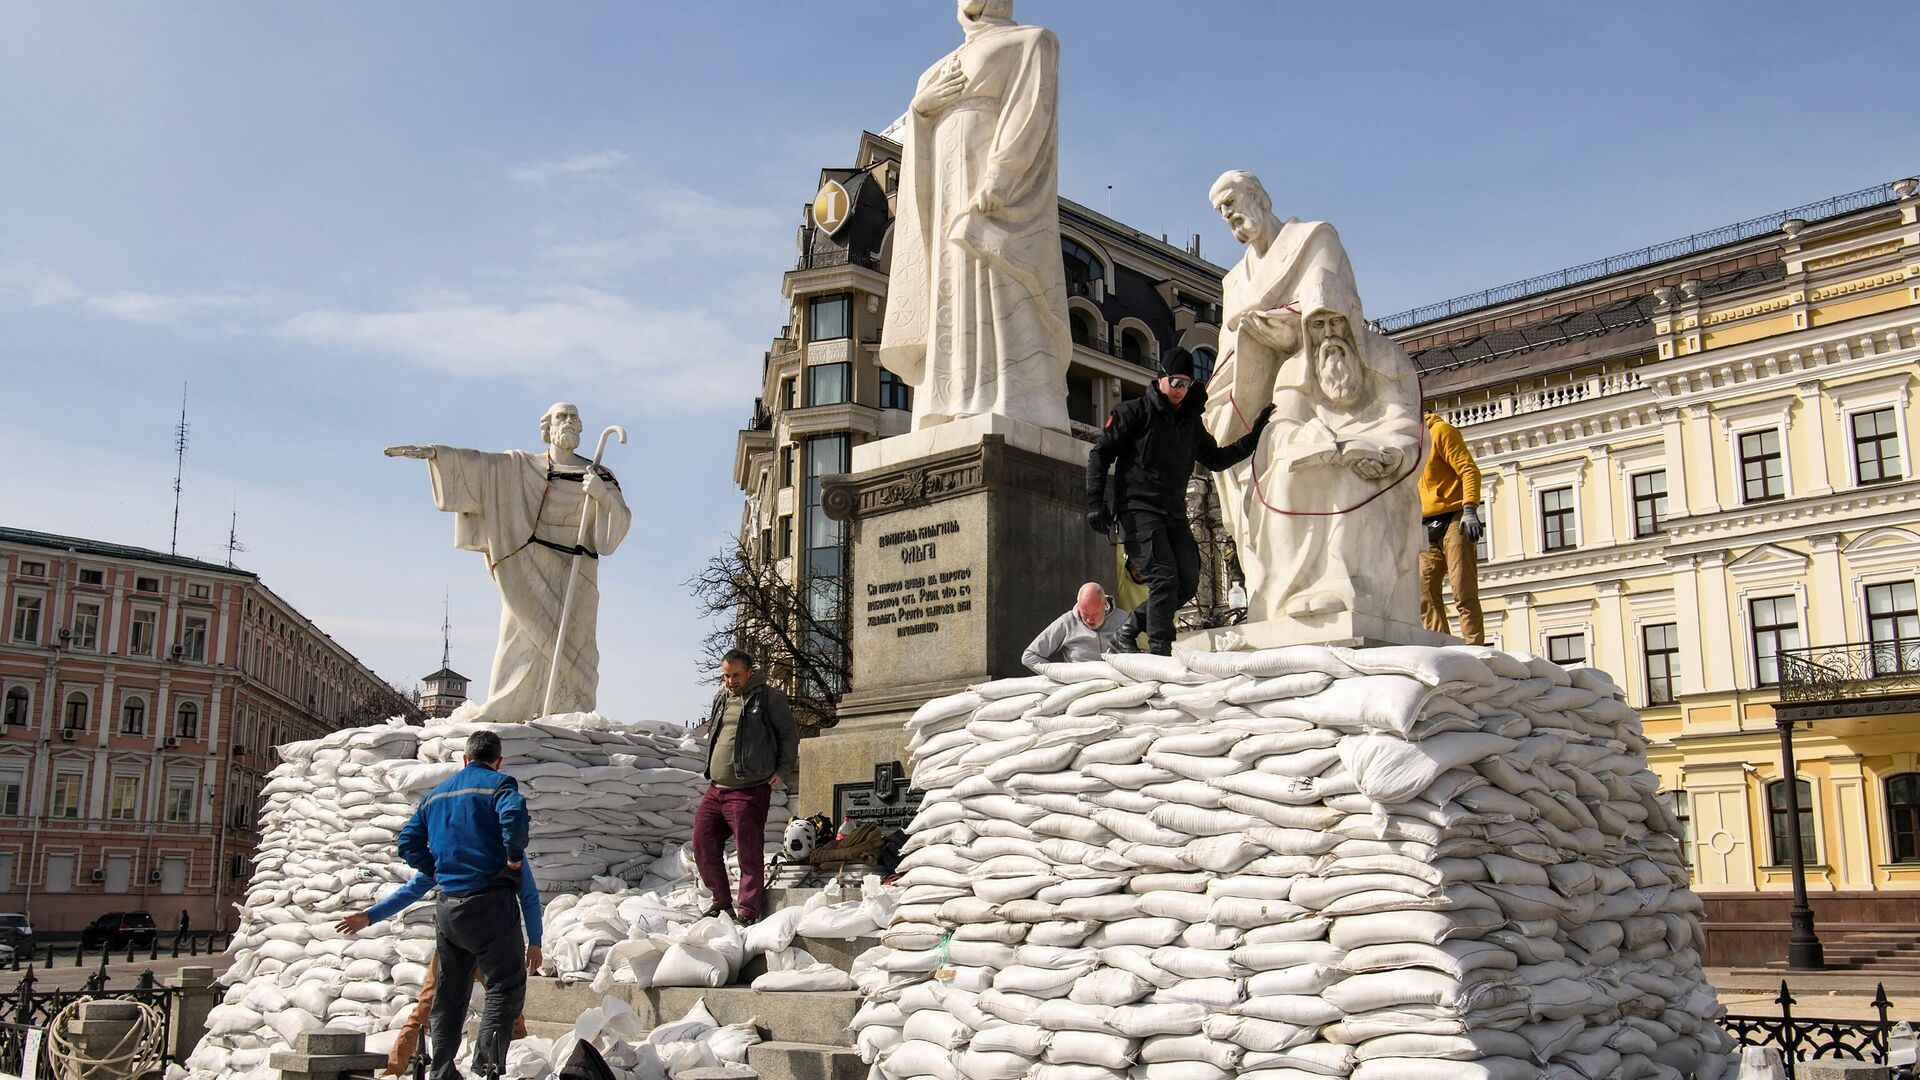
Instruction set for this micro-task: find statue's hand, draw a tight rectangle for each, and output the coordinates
[384,445,432,460]
[972,188,1006,218]
[581,468,610,504]
[1244,308,1301,355]
[911,57,967,117]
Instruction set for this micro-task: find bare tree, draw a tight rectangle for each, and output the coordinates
[338,681,426,729]
[689,537,851,733]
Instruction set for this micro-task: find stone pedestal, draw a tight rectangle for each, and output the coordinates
[1795,1062,1890,1079]
[803,415,1107,819]
[268,1028,389,1080]
[167,965,218,1064]
[1184,611,1455,652]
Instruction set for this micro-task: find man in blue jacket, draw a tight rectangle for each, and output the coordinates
[334,860,542,1076]
[395,730,530,1080]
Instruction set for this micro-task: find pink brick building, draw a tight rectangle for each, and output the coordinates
[0,527,419,934]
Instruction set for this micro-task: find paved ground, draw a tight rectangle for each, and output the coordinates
[0,952,234,993]
[1710,968,1920,1022]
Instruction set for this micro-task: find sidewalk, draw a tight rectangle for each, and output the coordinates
[0,952,233,993]
[1711,968,1920,1023]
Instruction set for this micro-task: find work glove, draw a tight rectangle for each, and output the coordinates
[1250,404,1276,437]
[1459,504,1485,542]
[1087,507,1112,536]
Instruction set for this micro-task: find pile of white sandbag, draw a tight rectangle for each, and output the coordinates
[502,995,761,1080]
[178,706,787,1080]
[180,720,427,1079]
[851,645,1735,1080]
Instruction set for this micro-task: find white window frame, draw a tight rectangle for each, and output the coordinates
[128,607,158,657]
[0,763,26,817]
[1744,590,1806,689]
[1544,631,1588,666]
[49,770,85,819]
[107,774,141,821]
[119,693,149,736]
[174,699,202,741]
[10,592,44,645]
[17,560,46,578]
[71,600,102,652]
[163,774,197,824]
[1827,373,1913,489]
[60,689,92,732]
[179,614,209,662]
[75,566,107,587]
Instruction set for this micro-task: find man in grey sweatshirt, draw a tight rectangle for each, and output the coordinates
[1022,582,1126,672]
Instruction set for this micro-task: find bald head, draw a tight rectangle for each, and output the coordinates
[540,401,583,456]
[1075,583,1108,629]
[1210,170,1279,250]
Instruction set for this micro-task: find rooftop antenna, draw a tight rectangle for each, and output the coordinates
[170,384,190,556]
[1106,184,1114,217]
[440,589,452,671]
[225,501,246,569]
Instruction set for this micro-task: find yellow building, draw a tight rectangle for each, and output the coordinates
[1409,175,1920,967]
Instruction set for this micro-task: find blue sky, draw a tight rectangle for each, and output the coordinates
[3,2,1916,725]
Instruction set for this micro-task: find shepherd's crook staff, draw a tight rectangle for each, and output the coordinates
[542,424,626,718]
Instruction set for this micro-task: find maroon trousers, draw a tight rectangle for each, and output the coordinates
[692,783,772,918]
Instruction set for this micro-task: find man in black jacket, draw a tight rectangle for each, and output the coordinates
[694,648,798,925]
[1087,348,1273,654]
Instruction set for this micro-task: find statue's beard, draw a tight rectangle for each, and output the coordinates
[1227,215,1253,242]
[550,428,581,456]
[1316,338,1362,407]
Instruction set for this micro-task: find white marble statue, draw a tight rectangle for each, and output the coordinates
[1202,171,1424,627]
[386,402,632,722]
[878,0,1073,434]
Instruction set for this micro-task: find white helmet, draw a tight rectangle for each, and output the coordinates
[781,818,817,862]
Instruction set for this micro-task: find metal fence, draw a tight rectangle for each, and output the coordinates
[1722,981,1918,1078]
[1374,179,1905,332]
[1777,639,1920,703]
[0,967,181,1076]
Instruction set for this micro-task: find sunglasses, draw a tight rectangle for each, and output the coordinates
[1164,377,1193,389]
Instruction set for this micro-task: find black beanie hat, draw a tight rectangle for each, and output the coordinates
[1159,347,1196,380]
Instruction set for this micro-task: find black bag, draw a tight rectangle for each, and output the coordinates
[557,1039,618,1080]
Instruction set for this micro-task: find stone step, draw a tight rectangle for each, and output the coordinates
[677,1068,758,1080]
[522,976,860,1046]
[737,934,878,980]
[747,1040,867,1080]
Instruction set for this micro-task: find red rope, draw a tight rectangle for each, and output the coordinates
[1225,389,1426,517]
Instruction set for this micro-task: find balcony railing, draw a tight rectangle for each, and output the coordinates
[1439,367,1645,428]
[795,246,881,272]
[1776,639,1920,704]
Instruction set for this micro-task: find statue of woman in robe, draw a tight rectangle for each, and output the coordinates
[879,0,1073,434]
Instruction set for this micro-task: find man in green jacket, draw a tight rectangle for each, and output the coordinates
[694,648,798,924]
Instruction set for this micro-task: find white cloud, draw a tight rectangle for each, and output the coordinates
[275,284,758,410]
[506,150,629,184]
[83,288,258,325]
[0,261,259,325]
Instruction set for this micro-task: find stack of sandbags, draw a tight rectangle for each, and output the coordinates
[852,645,1734,1080]
[181,720,428,1080]
[414,704,790,891]
[178,707,780,1080]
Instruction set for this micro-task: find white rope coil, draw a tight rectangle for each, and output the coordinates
[43,996,167,1080]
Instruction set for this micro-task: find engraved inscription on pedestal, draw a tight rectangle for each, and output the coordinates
[832,760,926,832]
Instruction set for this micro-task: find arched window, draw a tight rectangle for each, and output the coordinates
[1069,309,1096,348]
[1119,328,1152,366]
[1191,346,1218,385]
[121,698,146,735]
[2,686,28,727]
[1888,773,1920,864]
[1767,778,1818,865]
[62,692,89,732]
[176,701,201,741]
[1061,238,1103,298]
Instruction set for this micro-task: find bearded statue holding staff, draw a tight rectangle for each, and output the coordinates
[1202,171,1425,629]
[386,402,632,722]
[879,0,1073,434]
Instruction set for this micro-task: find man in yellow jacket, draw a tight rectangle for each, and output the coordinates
[1419,412,1485,643]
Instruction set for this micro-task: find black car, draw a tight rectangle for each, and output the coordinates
[79,911,157,950]
[0,913,32,955]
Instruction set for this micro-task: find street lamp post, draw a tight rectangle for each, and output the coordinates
[1775,714,1824,969]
